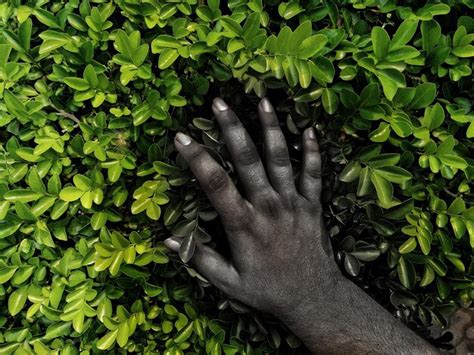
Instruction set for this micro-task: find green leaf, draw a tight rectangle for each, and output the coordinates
[174,322,194,343]
[390,19,418,51]
[428,258,447,276]
[8,285,28,316]
[84,64,99,87]
[131,199,149,215]
[64,77,90,91]
[357,167,372,197]
[399,237,417,254]
[448,197,465,214]
[310,57,334,84]
[243,12,261,41]
[370,172,393,208]
[220,17,242,36]
[32,197,56,217]
[349,246,380,261]
[438,154,467,170]
[96,329,118,350]
[179,235,196,263]
[423,103,445,130]
[393,88,416,107]
[158,49,179,69]
[298,34,328,58]
[421,20,441,53]
[282,56,298,87]
[0,267,17,284]
[446,255,465,272]
[73,174,92,191]
[15,201,37,221]
[146,203,161,220]
[0,224,21,239]
[339,161,362,182]
[295,60,311,88]
[358,83,380,107]
[109,251,124,276]
[18,18,32,50]
[321,88,338,114]
[450,216,466,239]
[44,322,72,340]
[416,228,431,255]
[416,4,450,19]
[397,257,416,289]
[369,122,390,142]
[4,189,43,203]
[408,83,436,109]
[371,26,390,60]
[164,202,183,226]
[452,45,474,58]
[374,166,412,184]
[59,187,84,201]
[117,322,129,347]
[91,212,108,230]
[377,73,400,101]
[420,265,435,287]
[34,9,60,28]
[386,46,420,62]
[115,30,134,57]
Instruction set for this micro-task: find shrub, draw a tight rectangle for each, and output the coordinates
[0,0,473,353]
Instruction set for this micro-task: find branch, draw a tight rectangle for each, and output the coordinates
[49,102,81,124]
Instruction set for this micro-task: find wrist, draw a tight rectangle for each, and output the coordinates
[277,273,440,354]
[277,271,351,330]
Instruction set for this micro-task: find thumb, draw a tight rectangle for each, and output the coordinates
[164,236,239,293]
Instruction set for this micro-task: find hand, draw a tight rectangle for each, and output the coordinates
[165,97,439,354]
[165,97,340,316]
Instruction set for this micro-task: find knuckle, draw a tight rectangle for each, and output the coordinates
[306,167,322,179]
[258,193,280,217]
[281,193,300,211]
[222,112,241,128]
[206,170,228,193]
[269,148,290,166]
[236,146,260,166]
[265,120,281,129]
[188,146,205,162]
[217,268,239,293]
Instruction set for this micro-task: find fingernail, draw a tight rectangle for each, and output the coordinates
[164,236,182,252]
[261,97,273,113]
[176,132,191,146]
[307,127,315,140]
[213,97,229,111]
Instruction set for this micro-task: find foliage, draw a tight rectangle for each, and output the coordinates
[0,0,473,353]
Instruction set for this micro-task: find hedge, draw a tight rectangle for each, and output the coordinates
[0,0,473,353]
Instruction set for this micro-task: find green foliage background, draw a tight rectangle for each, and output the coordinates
[0,0,473,353]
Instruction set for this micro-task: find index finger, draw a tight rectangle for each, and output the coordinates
[174,132,250,232]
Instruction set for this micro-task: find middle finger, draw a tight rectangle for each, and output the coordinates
[212,98,272,201]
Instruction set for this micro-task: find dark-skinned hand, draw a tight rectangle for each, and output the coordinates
[165,98,439,355]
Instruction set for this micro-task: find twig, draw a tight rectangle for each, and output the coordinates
[443,188,458,198]
[49,102,81,124]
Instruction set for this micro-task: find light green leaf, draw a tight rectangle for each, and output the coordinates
[158,49,179,69]
[371,26,390,60]
[452,45,474,58]
[64,77,90,91]
[321,88,338,114]
[8,285,28,316]
[390,19,418,51]
[59,187,84,201]
[374,166,412,184]
[370,172,393,207]
[96,329,119,350]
